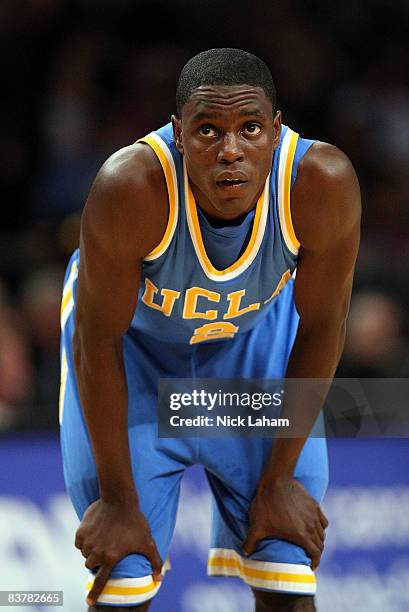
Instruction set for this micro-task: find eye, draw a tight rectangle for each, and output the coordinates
[244,123,261,135]
[198,125,218,137]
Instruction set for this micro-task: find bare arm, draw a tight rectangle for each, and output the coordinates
[262,142,361,481]
[72,143,168,603]
[243,143,361,565]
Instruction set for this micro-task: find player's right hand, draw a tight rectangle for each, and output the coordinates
[74,498,163,607]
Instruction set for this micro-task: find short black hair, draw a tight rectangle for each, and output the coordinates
[176,48,276,116]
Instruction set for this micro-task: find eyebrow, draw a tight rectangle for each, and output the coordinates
[192,108,265,122]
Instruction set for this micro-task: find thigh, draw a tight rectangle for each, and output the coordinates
[61,379,183,606]
[203,436,328,595]
[194,282,328,594]
[60,333,188,607]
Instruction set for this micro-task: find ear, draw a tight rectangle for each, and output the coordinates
[171,115,184,154]
[272,111,282,150]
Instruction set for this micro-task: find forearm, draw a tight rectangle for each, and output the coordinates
[261,322,346,487]
[73,327,137,503]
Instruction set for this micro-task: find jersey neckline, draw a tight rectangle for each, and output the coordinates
[197,203,256,239]
[184,159,270,282]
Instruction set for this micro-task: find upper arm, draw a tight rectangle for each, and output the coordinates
[291,143,361,331]
[75,143,168,338]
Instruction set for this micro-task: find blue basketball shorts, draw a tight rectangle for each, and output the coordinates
[59,262,328,607]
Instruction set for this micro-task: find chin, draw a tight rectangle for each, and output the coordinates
[213,198,251,219]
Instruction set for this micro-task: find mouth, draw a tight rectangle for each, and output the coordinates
[216,178,248,191]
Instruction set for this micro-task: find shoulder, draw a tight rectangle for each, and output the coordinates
[87,142,166,215]
[291,141,361,251]
[81,142,168,258]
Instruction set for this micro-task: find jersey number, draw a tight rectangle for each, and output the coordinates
[190,321,239,345]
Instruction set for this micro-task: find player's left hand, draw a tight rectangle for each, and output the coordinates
[242,478,328,570]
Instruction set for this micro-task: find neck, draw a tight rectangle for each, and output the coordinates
[189,181,264,222]
[198,204,253,227]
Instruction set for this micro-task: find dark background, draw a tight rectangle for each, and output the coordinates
[1,0,408,431]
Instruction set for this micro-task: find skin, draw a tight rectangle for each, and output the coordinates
[73,84,361,611]
[172,85,279,220]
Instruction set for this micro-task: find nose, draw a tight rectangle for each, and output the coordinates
[217,132,244,163]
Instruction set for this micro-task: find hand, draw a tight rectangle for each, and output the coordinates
[242,479,328,570]
[75,498,163,606]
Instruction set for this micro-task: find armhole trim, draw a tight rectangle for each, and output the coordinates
[59,348,68,425]
[137,133,179,261]
[278,128,300,255]
[60,259,78,330]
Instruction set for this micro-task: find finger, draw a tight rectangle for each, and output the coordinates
[74,533,83,549]
[85,555,100,571]
[80,545,92,559]
[312,532,324,554]
[242,530,259,557]
[318,506,329,529]
[86,565,111,606]
[300,532,322,572]
[316,520,325,543]
[309,545,321,571]
[146,542,164,581]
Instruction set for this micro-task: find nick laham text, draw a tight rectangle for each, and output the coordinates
[169,415,290,428]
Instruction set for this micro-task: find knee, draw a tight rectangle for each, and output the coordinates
[252,591,315,611]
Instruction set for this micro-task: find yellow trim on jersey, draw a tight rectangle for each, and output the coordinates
[60,260,78,330]
[207,549,316,594]
[60,287,72,318]
[137,133,178,261]
[185,161,270,281]
[277,128,300,255]
[58,348,68,424]
[283,130,300,251]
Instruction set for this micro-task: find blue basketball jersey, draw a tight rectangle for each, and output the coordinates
[130,123,314,345]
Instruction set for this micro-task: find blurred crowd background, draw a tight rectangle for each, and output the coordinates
[1,0,408,431]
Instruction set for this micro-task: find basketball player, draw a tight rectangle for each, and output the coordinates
[59,49,361,611]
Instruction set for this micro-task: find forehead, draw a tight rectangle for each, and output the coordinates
[182,85,272,120]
